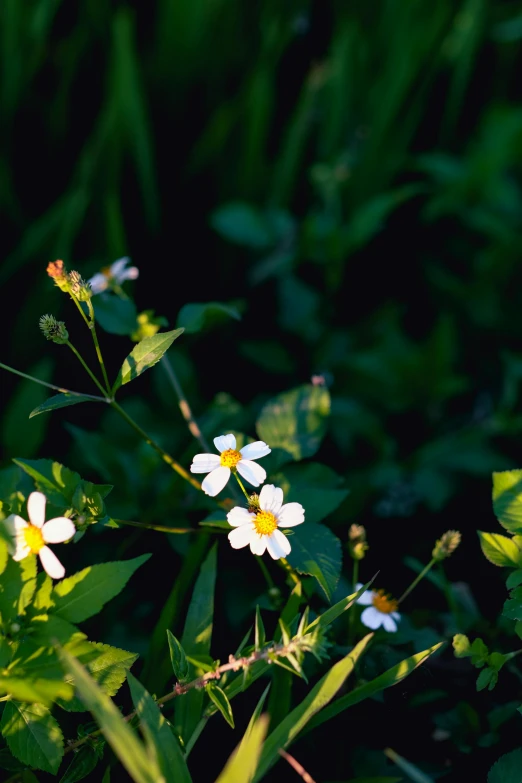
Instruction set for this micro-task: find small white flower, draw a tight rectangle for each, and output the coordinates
[190,434,271,497]
[355,583,401,632]
[4,492,76,580]
[227,484,304,560]
[89,257,139,295]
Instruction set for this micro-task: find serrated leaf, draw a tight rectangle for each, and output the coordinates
[113,329,184,392]
[28,614,86,646]
[127,672,193,783]
[29,393,103,419]
[0,702,64,774]
[0,555,37,623]
[493,470,522,533]
[207,684,234,728]
[286,523,342,601]
[94,293,138,336]
[13,458,81,510]
[176,302,241,334]
[167,631,189,682]
[478,531,522,567]
[0,676,74,706]
[59,744,101,783]
[215,714,269,783]
[488,748,522,783]
[51,555,150,622]
[256,385,330,461]
[60,643,139,711]
[58,647,161,783]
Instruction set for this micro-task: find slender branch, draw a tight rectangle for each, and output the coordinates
[69,294,91,328]
[86,299,111,394]
[398,558,436,604]
[279,749,317,783]
[161,355,212,452]
[234,471,252,503]
[113,518,210,535]
[65,341,109,397]
[0,361,107,402]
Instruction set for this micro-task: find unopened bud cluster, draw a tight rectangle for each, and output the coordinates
[39,314,69,344]
[348,523,368,561]
[433,530,461,561]
[46,260,91,301]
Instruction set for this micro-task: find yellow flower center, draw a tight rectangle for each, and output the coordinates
[254,511,278,536]
[101,265,113,280]
[220,449,242,468]
[23,525,45,554]
[371,590,398,614]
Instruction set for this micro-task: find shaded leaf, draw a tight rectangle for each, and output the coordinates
[286,523,342,601]
[177,302,241,334]
[59,745,100,783]
[256,385,330,461]
[13,458,81,510]
[30,393,102,419]
[167,630,189,682]
[211,202,273,248]
[94,293,137,336]
[0,701,64,774]
[488,748,522,783]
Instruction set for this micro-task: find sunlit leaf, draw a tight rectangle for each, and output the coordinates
[0,702,64,774]
[113,329,184,392]
[30,393,102,419]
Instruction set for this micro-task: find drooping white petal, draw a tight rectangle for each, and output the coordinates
[355,587,374,606]
[381,614,398,632]
[259,484,283,513]
[266,530,291,560]
[27,492,46,528]
[190,454,221,473]
[277,502,304,527]
[213,434,236,453]
[201,466,230,496]
[12,539,31,561]
[88,273,108,295]
[120,265,139,282]
[236,459,266,487]
[39,546,65,579]
[391,612,401,621]
[228,524,254,550]
[227,507,256,527]
[42,517,76,544]
[240,441,271,461]
[110,257,131,277]
[249,534,268,556]
[3,514,28,539]
[360,606,385,630]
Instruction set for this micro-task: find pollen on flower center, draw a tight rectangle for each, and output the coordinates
[220,449,242,468]
[101,265,113,279]
[23,525,45,554]
[371,590,398,614]
[254,511,277,536]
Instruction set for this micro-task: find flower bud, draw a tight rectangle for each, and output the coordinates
[248,493,261,513]
[130,310,168,342]
[67,270,92,301]
[433,530,461,561]
[46,259,70,292]
[39,314,69,344]
[348,523,368,560]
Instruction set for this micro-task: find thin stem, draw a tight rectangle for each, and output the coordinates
[184,717,208,758]
[161,355,212,453]
[352,559,359,592]
[0,361,106,401]
[86,299,111,394]
[114,518,209,535]
[65,341,109,397]
[70,294,91,328]
[279,749,317,783]
[256,555,276,589]
[398,558,437,604]
[234,471,252,502]
[348,559,359,641]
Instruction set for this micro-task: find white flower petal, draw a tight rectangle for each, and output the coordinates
[88,273,108,294]
[228,524,254,550]
[382,614,398,632]
[39,546,65,579]
[391,612,401,621]
[213,434,236,453]
[12,540,31,561]
[120,266,139,282]
[266,530,291,560]
[356,588,374,606]
[190,454,221,473]
[361,606,384,629]
[236,459,266,487]
[250,534,268,556]
[240,441,271,461]
[110,257,131,277]
[201,466,230,496]
[277,502,304,527]
[27,492,46,528]
[259,484,282,513]
[227,507,256,527]
[3,514,28,539]
[42,517,76,544]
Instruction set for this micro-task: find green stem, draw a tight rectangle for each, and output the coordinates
[114,518,209,535]
[348,559,359,641]
[0,361,106,401]
[256,555,275,589]
[86,299,111,394]
[65,341,110,398]
[352,559,359,592]
[398,558,437,604]
[110,400,202,492]
[70,294,91,328]
[233,471,252,503]
[161,355,212,453]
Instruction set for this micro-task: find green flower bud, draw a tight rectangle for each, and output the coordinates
[67,270,92,301]
[433,530,461,561]
[39,314,69,344]
[130,310,168,342]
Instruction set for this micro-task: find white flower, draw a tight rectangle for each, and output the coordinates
[4,492,76,580]
[227,484,304,559]
[89,257,139,295]
[355,583,401,632]
[190,434,271,497]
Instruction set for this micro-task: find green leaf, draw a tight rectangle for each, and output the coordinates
[52,555,151,622]
[29,393,102,419]
[305,581,375,634]
[211,202,273,249]
[0,555,37,624]
[256,385,330,461]
[507,569,522,589]
[94,293,138,336]
[28,614,86,646]
[167,630,189,682]
[215,715,269,783]
[59,745,100,783]
[255,606,266,651]
[470,638,489,667]
[0,535,8,576]
[113,329,184,392]
[13,458,81,509]
[207,684,234,728]
[493,470,522,534]
[286,523,342,601]
[304,642,445,735]
[0,701,64,774]
[478,531,522,567]
[277,462,349,525]
[58,646,161,783]
[503,588,522,620]
[477,667,498,691]
[60,643,139,711]
[254,634,373,780]
[452,634,471,657]
[488,748,522,783]
[175,544,217,744]
[0,676,73,706]
[127,672,193,783]
[176,302,241,334]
